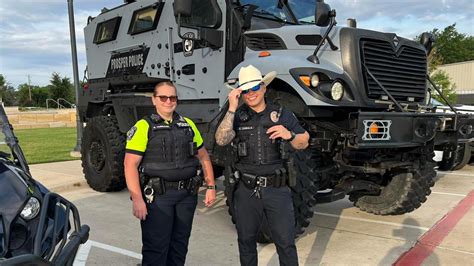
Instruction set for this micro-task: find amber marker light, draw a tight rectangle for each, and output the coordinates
[370,122,379,134]
[258,51,271,57]
[299,75,311,87]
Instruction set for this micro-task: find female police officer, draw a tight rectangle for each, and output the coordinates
[215,65,309,266]
[124,81,216,266]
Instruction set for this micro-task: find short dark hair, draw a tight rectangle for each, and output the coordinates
[154,81,176,96]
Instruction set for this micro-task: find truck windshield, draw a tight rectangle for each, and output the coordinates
[288,0,316,24]
[239,0,316,24]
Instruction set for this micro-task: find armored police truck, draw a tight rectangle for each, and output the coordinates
[79,0,474,240]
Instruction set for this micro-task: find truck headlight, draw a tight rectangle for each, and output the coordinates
[20,197,41,220]
[310,74,320,87]
[331,81,344,100]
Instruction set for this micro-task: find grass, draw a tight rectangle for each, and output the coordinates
[15,127,79,164]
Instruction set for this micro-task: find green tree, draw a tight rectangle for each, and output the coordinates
[431,70,457,103]
[32,87,52,108]
[426,24,474,67]
[0,74,18,106]
[17,83,52,108]
[49,72,75,106]
[415,24,474,70]
[415,24,472,104]
[17,83,37,107]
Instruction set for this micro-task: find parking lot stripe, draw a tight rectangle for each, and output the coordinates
[74,242,91,266]
[73,240,142,265]
[434,245,474,255]
[394,190,474,266]
[437,171,474,177]
[431,191,467,197]
[89,240,142,259]
[313,212,430,231]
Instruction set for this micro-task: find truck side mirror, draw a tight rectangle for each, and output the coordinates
[315,0,331,27]
[173,0,192,17]
[420,32,435,55]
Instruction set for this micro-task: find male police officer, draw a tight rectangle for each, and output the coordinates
[215,65,309,266]
[124,81,216,266]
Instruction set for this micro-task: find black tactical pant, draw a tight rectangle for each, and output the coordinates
[233,182,298,266]
[141,189,197,266]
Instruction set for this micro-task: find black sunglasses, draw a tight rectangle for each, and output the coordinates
[154,95,178,102]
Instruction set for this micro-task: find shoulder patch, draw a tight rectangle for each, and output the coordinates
[127,126,137,141]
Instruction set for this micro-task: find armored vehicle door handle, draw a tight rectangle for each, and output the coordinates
[181,64,195,75]
[164,62,170,77]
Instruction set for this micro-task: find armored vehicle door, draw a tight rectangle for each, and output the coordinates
[171,0,226,111]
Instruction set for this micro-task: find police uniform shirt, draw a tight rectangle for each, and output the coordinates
[233,104,305,175]
[125,115,204,156]
[233,106,305,141]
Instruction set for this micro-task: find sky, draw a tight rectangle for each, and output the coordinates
[0,0,473,88]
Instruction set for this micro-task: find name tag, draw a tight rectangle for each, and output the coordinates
[153,125,170,130]
[176,122,191,128]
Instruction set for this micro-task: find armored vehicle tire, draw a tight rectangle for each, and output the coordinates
[349,165,436,215]
[225,150,320,243]
[81,115,126,192]
[451,143,471,171]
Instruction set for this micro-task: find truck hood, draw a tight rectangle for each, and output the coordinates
[244,25,342,51]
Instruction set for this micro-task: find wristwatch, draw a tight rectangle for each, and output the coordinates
[207,185,217,190]
[288,131,296,142]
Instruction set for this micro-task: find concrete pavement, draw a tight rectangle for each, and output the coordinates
[30,160,87,194]
[29,160,474,265]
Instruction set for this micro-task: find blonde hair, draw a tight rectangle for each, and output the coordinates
[154,81,176,96]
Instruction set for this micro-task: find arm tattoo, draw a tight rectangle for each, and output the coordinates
[215,111,236,146]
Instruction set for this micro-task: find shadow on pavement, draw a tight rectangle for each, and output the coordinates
[379,217,439,266]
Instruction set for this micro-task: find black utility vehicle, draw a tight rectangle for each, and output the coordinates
[0,104,89,265]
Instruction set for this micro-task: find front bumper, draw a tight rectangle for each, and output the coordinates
[434,113,474,147]
[352,112,473,149]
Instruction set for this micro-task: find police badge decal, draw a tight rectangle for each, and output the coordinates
[182,32,195,57]
[270,111,280,123]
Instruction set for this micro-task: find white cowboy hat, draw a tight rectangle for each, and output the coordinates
[237,65,276,91]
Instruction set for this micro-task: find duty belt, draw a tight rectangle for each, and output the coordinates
[163,179,192,190]
[142,176,203,203]
[146,177,193,190]
[240,173,275,188]
[239,172,278,199]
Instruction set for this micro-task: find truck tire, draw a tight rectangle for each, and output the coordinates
[349,164,436,215]
[451,143,471,171]
[225,150,320,243]
[81,115,126,192]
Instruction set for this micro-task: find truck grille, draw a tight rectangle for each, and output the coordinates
[245,33,286,50]
[361,39,427,101]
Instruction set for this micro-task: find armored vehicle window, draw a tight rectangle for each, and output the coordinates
[128,4,164,35]
[94,17,121,44]
[181,0,222,28]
